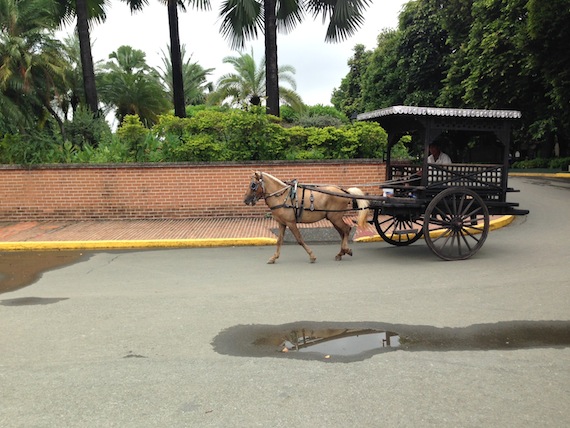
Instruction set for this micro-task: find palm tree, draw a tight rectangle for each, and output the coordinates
[158,45,214,106]
[97,45,170,126]
[208,50,304,112]
[60,34,85,118]
[124,0,211,118]
[56,0,108,115]
[219,0,371,117]
[0,0,69,135]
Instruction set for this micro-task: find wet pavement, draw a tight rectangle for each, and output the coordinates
[1,174,569,426]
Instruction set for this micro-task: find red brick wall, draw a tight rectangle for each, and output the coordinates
[0,161,385,220]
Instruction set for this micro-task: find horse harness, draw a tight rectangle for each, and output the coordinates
[257,177,357,222]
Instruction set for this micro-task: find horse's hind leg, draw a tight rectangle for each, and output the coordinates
[287,223,317,263]
[330,217,353,261]
[268,223,286,264]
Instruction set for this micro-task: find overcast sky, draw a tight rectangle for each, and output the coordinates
[59,0,408,107]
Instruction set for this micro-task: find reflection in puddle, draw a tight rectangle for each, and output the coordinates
[279,328,399,356]
[212,321,570,362]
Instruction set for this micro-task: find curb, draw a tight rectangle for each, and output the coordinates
[0,217,515,251]
[354,215,514,243]
[509,172,570,179]
[0,237,278,252]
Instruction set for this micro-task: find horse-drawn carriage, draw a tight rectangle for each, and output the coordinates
[245,106,529,262]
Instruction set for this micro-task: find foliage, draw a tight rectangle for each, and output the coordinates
[0,0,68,135]
[207,50,304,112]
[331,44,372,117]
[333,0,570,158]
[158,45,214,106]
[547,157,570,170]
[511,158,549,169]
[97,45,170,126]
[0,131,59,164]
[281,104,348,127]
[218,0,372,116]
[116,114,150,161]
[63,106,112,148]
[512,157,570,170]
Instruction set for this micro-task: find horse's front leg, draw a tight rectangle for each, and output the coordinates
[268,223,286,264]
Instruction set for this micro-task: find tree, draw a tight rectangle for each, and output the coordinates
[331,44,371,118]
[395,0,451,106]
[526,0,570,156]
[124,0,211,118]
[57,0,108,115]
[360,29,406,110]
[218,0,371,117]
[97,45,170,126]
[207,49,304,113]
[158,45,214,106]
[60,34,85,118]
[0,0,69,135]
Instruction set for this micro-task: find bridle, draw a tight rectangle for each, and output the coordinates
[248,173,291,205]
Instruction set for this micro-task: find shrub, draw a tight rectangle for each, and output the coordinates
[511,158,549,169]
[64,107,112,148]
[117,115,151,161]
[172,134,229,162]
[73,136,131,163]
[548,157,570,170]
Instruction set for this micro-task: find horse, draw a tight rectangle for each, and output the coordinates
[244,171,369,263]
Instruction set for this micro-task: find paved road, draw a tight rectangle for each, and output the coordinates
[1,177,569,427]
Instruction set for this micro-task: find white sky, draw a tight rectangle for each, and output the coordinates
[59,0,408,106]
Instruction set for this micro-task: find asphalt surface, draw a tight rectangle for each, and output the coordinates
[0,175,569,427]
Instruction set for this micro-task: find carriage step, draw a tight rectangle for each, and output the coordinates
[393,229,419,235]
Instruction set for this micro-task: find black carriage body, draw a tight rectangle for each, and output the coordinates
[356,106,529,260]
[357,105,528,216]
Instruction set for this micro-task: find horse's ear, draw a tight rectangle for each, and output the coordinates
[254,171,262,179]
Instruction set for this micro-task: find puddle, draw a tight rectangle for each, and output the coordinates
[212,321,570,362]
[0,297,69,306]
[0,251,91,294]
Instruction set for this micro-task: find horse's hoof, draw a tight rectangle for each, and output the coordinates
[347,249,353,257]
[267,259,276,264]
[310,257,317,263]
[335,255,342,261]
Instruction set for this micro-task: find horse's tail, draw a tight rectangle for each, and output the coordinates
[347,187,369,228]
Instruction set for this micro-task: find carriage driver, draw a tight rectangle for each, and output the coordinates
[427,142,452,164]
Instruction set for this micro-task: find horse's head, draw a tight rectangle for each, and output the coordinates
[244,171,265,206]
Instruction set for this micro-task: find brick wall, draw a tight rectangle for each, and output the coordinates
[0,161,385,221]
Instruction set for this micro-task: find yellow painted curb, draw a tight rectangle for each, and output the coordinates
[509,172,570,178]
[0,237,277,252]
[354,215,514,243]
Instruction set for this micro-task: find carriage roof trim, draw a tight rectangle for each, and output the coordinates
[356,105,522,121]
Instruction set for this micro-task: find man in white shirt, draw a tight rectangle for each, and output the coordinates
[427,143,452,164]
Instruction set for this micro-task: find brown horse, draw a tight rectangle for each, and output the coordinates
[244,171,369,263]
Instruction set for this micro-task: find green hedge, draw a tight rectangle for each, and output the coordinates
[1,108,396,164]
[512,157,570,170]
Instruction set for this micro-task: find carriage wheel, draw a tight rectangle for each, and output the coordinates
[373,211,424,246]
[423,188,490,260]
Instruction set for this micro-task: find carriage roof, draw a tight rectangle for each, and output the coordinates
[357,105,521,121]
[356,105,522,151]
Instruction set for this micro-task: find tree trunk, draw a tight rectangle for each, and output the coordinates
[75,0,99,115]
[264,0,279,117]
[167,0,186,118]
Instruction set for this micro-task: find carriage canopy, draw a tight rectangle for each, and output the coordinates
[357,105,522,167]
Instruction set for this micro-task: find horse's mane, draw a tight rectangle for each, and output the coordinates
[259,171,287,187]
